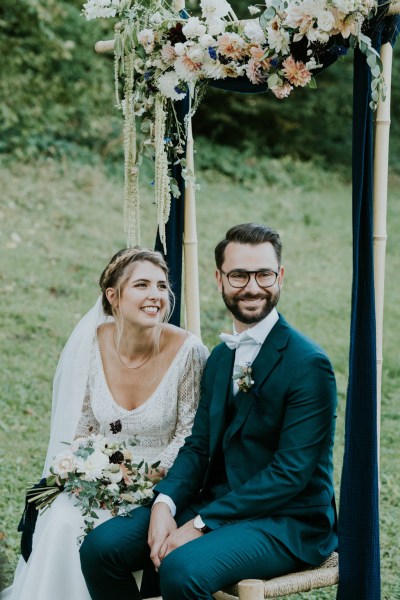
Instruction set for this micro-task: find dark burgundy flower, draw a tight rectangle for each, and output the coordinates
[110,419,122,434]
[109,450,125,464]
[168,22,186,45]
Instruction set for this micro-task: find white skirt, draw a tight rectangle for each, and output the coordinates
[1,493,142,600]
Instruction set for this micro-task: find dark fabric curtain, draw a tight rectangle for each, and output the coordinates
[337,8,399,599]
[155,95,189,326]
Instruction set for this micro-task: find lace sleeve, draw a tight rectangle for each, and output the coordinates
[74,380,99,438]
[156,338,209,472]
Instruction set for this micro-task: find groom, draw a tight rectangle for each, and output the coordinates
[81,223,337,600]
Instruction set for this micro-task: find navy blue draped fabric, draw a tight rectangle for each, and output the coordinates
[155,94,189,326]
[337,8,399,600]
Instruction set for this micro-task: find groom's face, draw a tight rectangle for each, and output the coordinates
[216,242,284,331]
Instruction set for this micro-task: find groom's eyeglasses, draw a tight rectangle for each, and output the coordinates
[220,269,279,289]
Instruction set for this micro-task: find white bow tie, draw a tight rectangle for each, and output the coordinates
[219,330,257,350]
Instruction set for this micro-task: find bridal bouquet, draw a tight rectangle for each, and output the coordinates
[27,434,158,538]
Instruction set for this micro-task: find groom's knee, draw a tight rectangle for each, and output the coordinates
[159,550,205,599]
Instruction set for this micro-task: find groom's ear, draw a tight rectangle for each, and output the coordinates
[278,265,285,288]
[215,269,223,292]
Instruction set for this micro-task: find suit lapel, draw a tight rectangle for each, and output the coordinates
[209,345,235,455]
[225,315,291,441]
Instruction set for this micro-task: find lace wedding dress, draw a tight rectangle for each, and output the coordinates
[3,332,208,600]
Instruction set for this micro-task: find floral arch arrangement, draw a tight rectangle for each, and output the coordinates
[83,0,385,248]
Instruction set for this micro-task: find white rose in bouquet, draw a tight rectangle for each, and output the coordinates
[78,450,109,481]
[53,451,76,478]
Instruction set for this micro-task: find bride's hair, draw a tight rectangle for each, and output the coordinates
[99,248,175,325]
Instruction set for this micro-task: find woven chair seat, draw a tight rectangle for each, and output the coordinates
[213,551,339,599]
[142,552,338,600]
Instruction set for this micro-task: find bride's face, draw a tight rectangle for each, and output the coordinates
[115,260,170,327]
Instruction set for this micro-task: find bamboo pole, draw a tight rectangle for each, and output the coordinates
[237,580,264,600]
[170,0,201,337]
[183,103,201,337]
[373,41,394,469]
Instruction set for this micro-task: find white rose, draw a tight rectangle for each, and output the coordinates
[244,21,266,44]
[53,451,76,478]
[80,450,109,481]
[199,33,215,48]
[182,17,207,39]
[174,42,186,56]
[207,17,225,36]
[187,46,204,63]
[318,10,336,32]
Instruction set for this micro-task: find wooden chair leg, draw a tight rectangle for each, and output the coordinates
[238,579,264,600]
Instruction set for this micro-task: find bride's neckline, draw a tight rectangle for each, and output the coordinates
[94,331,192,414]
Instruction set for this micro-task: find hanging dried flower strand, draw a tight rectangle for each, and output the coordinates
[154,96,171,253]
[123,52,140,248]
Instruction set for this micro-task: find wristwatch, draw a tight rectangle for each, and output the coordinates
[193,514,210,533]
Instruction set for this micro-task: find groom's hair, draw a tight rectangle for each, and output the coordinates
[215,223,282,269]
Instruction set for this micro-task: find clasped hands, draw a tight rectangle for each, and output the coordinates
[148,503,204,570]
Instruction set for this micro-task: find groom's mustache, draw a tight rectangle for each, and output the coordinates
[234,293,269,301]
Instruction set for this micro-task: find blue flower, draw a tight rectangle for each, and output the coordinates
[174,86,185,95]
[144,70,153,80]
[164,137,171,143]
[208,47,217,60]
[270,58,279,67]
[329,45,348,57]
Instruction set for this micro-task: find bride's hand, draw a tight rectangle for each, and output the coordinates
[148,503,177,570]
[146,467,165,483]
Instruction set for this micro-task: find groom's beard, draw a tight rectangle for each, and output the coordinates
[222,286,280,325]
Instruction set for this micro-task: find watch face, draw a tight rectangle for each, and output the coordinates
[193,515,201,529]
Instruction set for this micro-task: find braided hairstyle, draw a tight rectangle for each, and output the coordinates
[99,247,174,323]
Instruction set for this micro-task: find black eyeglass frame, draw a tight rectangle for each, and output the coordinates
[220,269,280,289]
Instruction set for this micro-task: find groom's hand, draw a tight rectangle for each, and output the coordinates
[161,519,203,558]
[148,502,177,570]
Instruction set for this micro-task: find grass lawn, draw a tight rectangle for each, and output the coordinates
[0,156,399,598]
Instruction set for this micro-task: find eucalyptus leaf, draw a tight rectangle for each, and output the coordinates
[260,7,275,29]
[267,73,280,88]
[371,65,381,78]
[371,89,379,102]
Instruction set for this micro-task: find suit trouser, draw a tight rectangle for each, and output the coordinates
[80,505,304,600]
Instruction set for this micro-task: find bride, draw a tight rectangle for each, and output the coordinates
[2,247,208,600]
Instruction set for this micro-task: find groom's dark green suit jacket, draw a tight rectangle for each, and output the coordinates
[155,314,337,566]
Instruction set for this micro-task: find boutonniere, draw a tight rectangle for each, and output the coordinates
[233,362,254,393]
